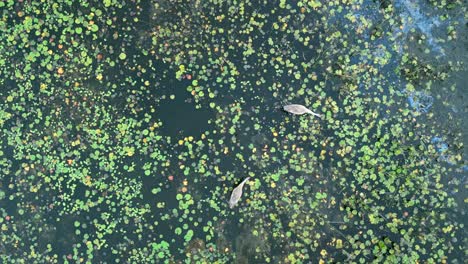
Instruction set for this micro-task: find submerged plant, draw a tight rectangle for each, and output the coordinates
[0,0,465,263]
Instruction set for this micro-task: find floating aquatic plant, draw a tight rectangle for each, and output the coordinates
[0,0,465,263]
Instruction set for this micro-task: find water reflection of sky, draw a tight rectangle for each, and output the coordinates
[395,0,445,55]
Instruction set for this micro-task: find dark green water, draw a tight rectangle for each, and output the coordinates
[0,0,466,263]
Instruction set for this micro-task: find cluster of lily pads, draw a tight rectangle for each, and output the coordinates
[0,0,465,263]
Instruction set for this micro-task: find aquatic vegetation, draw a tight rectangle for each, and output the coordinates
[0,0,465,263]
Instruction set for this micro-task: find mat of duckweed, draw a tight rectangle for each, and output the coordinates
[0,0,466,263]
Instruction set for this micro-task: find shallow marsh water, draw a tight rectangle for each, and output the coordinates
[0,0,466,263]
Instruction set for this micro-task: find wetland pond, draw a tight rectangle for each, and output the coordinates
[0,0,466,263]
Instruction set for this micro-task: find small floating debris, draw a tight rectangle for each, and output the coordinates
[431,137,455,165]
[408,90,433,113]
[431,137,448,153]
[283,104,321,117]
[229,177,250,209]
